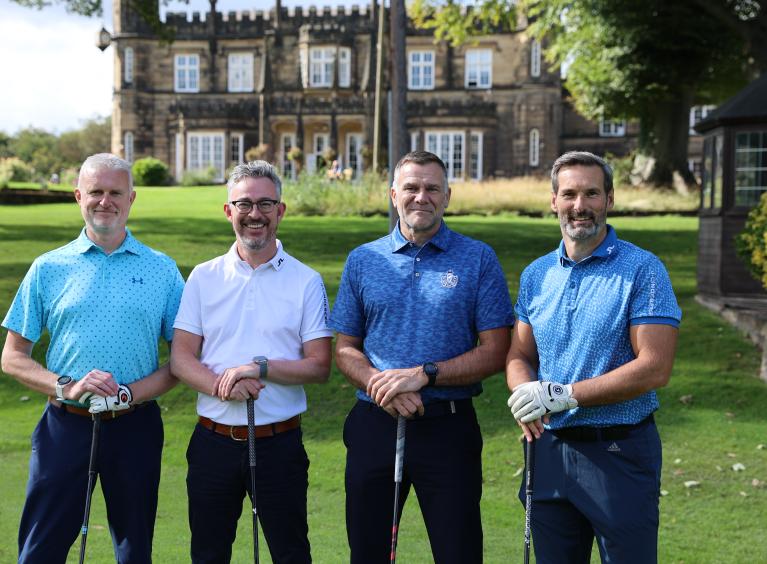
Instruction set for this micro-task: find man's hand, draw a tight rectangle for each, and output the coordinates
[508,381,578,423]
[226,379,263,402]
[216,363,262,400]
[67,369,119,401]
[367,367,427,406]
[86,384,133,414]
[381,391,425,419]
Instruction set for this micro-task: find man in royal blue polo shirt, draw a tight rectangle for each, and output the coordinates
[1,153,184,562]
[506,151,681,564]
[330,151,514,564]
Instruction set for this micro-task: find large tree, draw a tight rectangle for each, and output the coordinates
[412,0,763,187]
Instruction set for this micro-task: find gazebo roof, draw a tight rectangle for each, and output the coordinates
[695,73,767,133]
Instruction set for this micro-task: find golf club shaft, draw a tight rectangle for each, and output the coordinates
[246,398,259,564]
[390,415,406,564]
[79,414,101,564]
[524,438,535,564]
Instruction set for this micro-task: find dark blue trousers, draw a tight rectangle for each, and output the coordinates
[520,421,662,564]
[18,401,163,564]
[344,400,484,564]
[186,423,311,564]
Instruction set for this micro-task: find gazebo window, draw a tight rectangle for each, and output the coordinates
[701,134,723,209]
[735,131,767,207]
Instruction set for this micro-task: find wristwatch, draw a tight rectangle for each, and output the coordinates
[55,375,72,401]
[422,362,439,387]
[252,356,268,380]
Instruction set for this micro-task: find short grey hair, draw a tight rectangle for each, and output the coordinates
[227,161,283,199]
[392,151,449,194]
[79,153,133,190]
[551,151,614,194]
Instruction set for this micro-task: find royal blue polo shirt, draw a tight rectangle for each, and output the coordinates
[330,221,514,403]
[2,228,185,400]
[515,225,682,428]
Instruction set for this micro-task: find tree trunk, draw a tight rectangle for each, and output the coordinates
[642,91,697,189]
[389,0,408,230]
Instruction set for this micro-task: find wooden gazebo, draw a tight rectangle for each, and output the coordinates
[694,73,767,298]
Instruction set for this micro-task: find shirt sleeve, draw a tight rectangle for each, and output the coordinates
[475,245,515,331]
[162,262,186,342]
[328,252,365,337]
[514,267,531,325]
[173,266,203,336]
[300,273,333,342]
[1,260,45,343]
[629,255,682,327]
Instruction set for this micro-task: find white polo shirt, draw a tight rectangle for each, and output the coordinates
[174,240,332,425]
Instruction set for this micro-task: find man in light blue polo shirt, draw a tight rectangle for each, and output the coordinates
[506,151,681,564]
[331,151,514,563]
[1,153,184,562]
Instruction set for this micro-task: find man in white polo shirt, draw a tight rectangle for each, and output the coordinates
[170,161,332,564]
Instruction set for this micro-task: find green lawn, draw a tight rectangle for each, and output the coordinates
[0,188,765,563]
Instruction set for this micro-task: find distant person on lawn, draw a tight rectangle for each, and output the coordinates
[506,150,682,563]
[1,153,184,562]
[171,160,332,563]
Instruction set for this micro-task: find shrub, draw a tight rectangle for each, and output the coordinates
[132,157,171,186]
[283,170,388,216]
[181,166,220,187]
[61,167,79,186]
[245,144,272,162]
[736,191,767,290]
[0,157,34,183]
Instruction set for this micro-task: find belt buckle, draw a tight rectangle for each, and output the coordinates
[229,426,248,442]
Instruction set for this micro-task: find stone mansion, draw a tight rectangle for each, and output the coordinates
[109,0,709,182]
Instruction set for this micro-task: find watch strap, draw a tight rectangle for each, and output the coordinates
[253,356,268,380]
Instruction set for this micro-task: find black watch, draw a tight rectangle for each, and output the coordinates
[422,362,439,387]
[252,356,268,380]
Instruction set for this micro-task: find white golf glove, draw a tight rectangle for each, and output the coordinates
[507,381,578,423]
[86,385,133,414]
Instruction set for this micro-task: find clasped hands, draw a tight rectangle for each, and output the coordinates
[367,367,426,419]
[215,363,265,402]
[70,369,134,414]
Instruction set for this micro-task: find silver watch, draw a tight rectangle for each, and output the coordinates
[55,376,73,401]
[252,356,268,380]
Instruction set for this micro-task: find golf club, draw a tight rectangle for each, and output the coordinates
[390,415,406,564]
[78,413,102,564]
[246,398,259,564]
[523,438,535,564]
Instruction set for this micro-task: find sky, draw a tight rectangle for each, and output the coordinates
[0,0,358,135]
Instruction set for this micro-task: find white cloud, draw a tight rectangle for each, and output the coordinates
[0,1,112,134]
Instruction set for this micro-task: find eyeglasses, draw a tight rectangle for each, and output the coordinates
[229,199,280,213]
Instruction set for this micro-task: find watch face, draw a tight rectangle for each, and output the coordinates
[57,376,72,385]
[424,363,438,377]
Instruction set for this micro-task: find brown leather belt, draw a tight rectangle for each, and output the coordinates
[198,414,301,441]
[48,397,143,420]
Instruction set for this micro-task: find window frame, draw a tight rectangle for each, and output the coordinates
[187,132,225,182]
[424,130,465,181]
[529,128,540,167]
[465,49,492,89]
[599,119,626,137]
[530,40,541,78]
[408,50,435,90]
[309,47,335,88]
[124,131,134,164]
[227,52,254,93]
[124,47,134,84]
[175,54,200,93]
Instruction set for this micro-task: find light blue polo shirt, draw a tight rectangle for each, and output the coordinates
[330,221,514,403]
[2,228,185,401]
[515,225,682,428]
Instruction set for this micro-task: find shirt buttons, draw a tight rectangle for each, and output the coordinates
[416,258,421,262]
[415,272,421,277]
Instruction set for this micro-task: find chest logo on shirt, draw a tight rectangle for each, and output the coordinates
[440,270,459,288]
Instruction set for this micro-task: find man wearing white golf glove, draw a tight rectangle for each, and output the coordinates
[505,152,682,564]
[507,381,578,423]
[84,384,134,414]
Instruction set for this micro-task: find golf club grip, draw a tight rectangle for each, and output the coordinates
[246,399,256,467]
[394,416,406,482]
[79,415,101,564]
[523,439,535,564]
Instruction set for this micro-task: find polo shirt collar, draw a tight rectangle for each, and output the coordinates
[390,220,451,252]
[558,224,618,266]
[74,227,141,256]
[225,239,287,271]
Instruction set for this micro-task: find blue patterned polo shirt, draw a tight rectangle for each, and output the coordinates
[515,225,682,428]
[2,228,184,401]
[330,221,515,403]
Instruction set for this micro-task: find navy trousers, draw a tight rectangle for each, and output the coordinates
[520,420,663,564]
[18,401,163,564]
[344,399,484,564]
[186,423,311,564]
